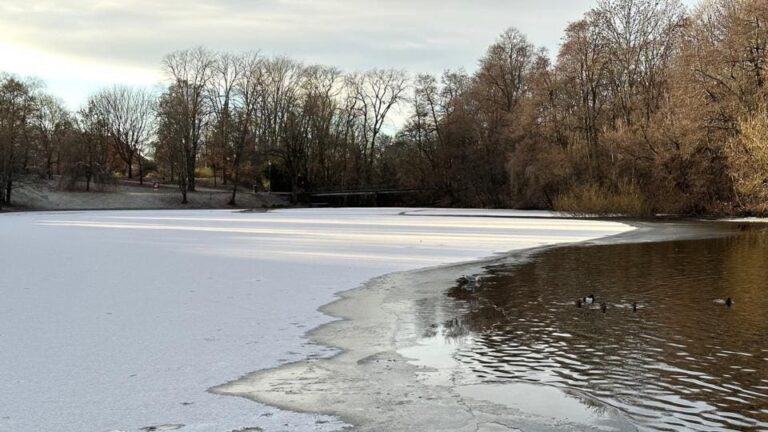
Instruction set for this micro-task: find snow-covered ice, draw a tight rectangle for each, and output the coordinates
[401,208,569,218]
[725,217,768,223]
[0,208,632,432]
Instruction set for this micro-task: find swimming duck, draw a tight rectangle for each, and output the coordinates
[582,294,595,305]
[714,297,734,307]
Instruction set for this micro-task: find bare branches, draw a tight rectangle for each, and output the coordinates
[8,0,766,215]
[346,69,408,181]
[89,85,156,183]
[161,47,215,193]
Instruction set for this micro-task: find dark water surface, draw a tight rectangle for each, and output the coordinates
[438,223,768,431]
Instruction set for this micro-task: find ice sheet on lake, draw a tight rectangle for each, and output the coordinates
[402,208,569,218]
[0,208,631,432]
[726,217,768,223]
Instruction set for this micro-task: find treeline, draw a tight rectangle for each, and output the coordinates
[0,54,409,208]
[156,50,407,204]
[1,0,767,215]
[392,0,768,215]
[0,76,114,207]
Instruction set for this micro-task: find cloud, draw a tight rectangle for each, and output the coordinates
[0,0,701,108]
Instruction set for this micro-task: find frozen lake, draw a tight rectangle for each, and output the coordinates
[0,208,631,431]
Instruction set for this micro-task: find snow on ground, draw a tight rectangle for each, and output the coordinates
[12,178,285,210]
[403,208,570,218]
[0,208,632,432]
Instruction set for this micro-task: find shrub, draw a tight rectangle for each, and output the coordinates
[724,108,768,215]
[553,181,650,217]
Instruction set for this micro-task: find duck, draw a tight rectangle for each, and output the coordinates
[601,302,608,313]
[714,297,734,307]
[575,299,583,308]
[631,302,638,312]
[582,294,595,305]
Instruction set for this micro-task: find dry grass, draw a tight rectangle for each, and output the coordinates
[553,182,650,217]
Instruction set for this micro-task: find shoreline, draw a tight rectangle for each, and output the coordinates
[212,220,729,431]
[4,177,287,212]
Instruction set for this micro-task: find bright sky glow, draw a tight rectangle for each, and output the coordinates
[0,0,700,109]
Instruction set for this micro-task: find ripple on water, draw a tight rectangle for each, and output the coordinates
[423,224,768,431]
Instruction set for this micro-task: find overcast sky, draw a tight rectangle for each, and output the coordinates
[0,0,700,109]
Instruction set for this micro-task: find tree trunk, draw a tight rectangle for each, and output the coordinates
[291,177,299,203]
[179,172,188,204]
[228,162,240,206]
[127,152,134,179]
[5,178,12,206]
[46,153,53,180]
[187,154,196,192]
[22,146,29,173]
[138,158,144,185]
[228,179,238,206]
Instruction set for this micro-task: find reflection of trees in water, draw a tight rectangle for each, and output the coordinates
[411,294,470,342]
[442,317,471,340]
[422,317,474,342]
[441,224,768,430]
[447,279,513,333]
[562,388,613,418]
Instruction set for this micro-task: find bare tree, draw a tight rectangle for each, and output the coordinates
[90,85,156,184]
[303,65,342,190]
[158,83,193,204]
[228,52,263,205]
[0,76,35,208]
[477,28,537,114]
[591,0,686,125]
[32,95,70,179]
[346,69,408,183]
[64,104,112,191]
[207,52,243,187]
[557,19,611,172]
[162,47,215,193]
